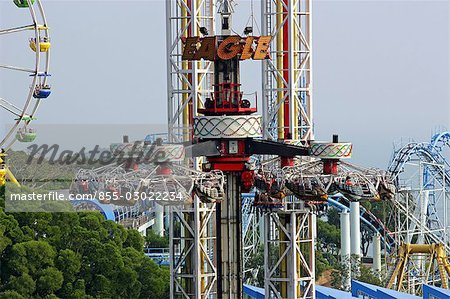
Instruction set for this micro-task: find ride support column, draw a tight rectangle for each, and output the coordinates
[350,201,361,272]
[340,211,351,290]
[216,173,243,299]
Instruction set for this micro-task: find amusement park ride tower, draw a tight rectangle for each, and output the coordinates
[183,2,304,296]
[167,0,321,298]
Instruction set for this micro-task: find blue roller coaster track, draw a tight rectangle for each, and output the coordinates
[387,131,450,248]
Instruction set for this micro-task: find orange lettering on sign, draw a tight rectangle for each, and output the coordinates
[182,36,272,61]
[182,37,200,60]
[194,36,216,60]
[240,36,254,60]
[217,36,241,60]
[253,36,271,60]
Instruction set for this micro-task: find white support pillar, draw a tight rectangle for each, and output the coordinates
[287,0,295,136]
[259,213,265,245]
[340,211,351,259]
[350,201,361,258]
[340,211,351,290]
[154,203,164,237]
[164,206,169,231]
[373,234,382,276]
[310,212,316,297]
[263,213,270,298]
[289,212,298,299]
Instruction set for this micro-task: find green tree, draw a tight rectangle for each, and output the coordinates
[317,219,340,256]
[0,290,24,299]
[1,151,171,298]
[7,273,36,297]
[327,207,341,228]
[331,256,382,290]
[357,263,382,286]
[244,245,264,287]
[330,259,351,291]
[8,240,56,275]
[145,230,169,248]
[0,185,4,208]
[138,258,170,299]
[124,229,144,251]
[315,250,331,278]
[89,274,112,298]
[1,207,169,298]
[36,267,64,296]
[56,249,81,283]
[361,225,374,257]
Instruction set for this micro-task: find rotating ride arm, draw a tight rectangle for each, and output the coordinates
[252,137,395,207]
[70,142,226,206]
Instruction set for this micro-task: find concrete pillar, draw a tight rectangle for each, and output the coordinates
[373,234,382,275]
[164,206,170,231]
[154,203,164,236]
[259,213,265,245]
[350,201,361,257]
[350,201,361,279]
[340,211,350,258]
[340,211,351,290]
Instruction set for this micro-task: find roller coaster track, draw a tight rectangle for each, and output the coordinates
[387,132,450,251]
[327,195,395,252]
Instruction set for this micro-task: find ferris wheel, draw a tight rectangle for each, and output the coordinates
[0,0,51,151]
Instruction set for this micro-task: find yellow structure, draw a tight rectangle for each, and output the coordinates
[29,38,51,52]
[0,168,6,186]
[0,153,20,187]
[387,243,450,291]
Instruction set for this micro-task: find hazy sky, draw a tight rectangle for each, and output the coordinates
[1,0,449,168]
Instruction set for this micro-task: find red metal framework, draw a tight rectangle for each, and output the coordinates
[198,83,257,115]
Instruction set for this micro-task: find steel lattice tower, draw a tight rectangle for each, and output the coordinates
[262,0,313,143]
[167,0,216,143]
[166,1,218,298]
[261,1,316,298]
[166,1,317,298]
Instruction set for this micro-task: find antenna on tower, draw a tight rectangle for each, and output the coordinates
[244,0,260,35]
[218,0,236,35]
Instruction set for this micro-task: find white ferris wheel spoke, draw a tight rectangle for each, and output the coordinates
[0,64,37,73]
[0,98,23,117]
[0,24,35,36]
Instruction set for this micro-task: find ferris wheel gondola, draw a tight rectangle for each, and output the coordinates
[0,0,51,151]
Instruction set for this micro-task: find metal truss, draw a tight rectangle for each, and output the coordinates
[388,139,450,250]
[386,160,449,293]
[386,243,450,295]
[388,160,449,249]
[385,133,450,294]
[166,1,219,297]
[264,207,316,299]
[166,0,216,142]
[170,197,217,298]
[261,0,313,143]
[243,195,262,284]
